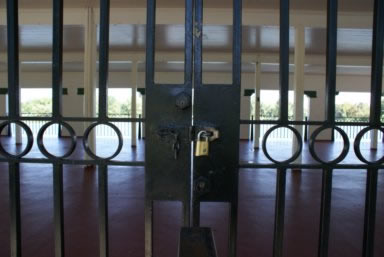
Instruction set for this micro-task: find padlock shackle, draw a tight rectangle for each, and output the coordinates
[197,130,208,140]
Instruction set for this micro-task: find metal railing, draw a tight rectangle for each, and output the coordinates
[250,116,382,142]
[20,114,380,142]
[334,117,383,141]
[17,113,141,138]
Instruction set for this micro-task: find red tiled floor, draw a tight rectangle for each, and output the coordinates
[0,139,383,257]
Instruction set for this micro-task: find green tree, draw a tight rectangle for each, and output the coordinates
[21,95,143,117]
[21,98,52,115]
[335,102,369,120]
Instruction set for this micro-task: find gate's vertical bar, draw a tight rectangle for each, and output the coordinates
[325,0,338,124]
[9,162,21,257]
[98,0,110,122]
[193,0,202,89]
[52,0,63,119]
[362,169,378,257]
[184,0,193,86]
[279,0,290,123]
[6,0,22,256]
[6,0,20,119]
[362,0,384,256]
[99,164,109,257]
[232,0,242,87]
[52,1,65,256]
[192,0,202,228]
[98,1,110,256]
[273,1,289,256]
[53,164,65,257]
[229,0,242,256]
[145,0,156,256]
[318,168,333,257]
[369,0,384,127]
[273,168,286,257]
[318,1,338,257]
[145,0,156,87]
[183,0,194,227]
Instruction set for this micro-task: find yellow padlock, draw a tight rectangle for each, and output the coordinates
[195,131,209,157]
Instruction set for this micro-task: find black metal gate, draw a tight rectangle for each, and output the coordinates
[0,0,383,257]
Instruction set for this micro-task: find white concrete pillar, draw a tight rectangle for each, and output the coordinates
[240,94,251,139]
[138,67,146,139]
[131,61,138,147]
[62,87,84,136]
[83,8,97,160]
[15,123,22,144]
[371,129,378,150]
[0,93,6,135]
[292,26,305,164]
[308,97,317,137]
[253,62,261,149]
[15,94,22,144]
[16,64,22,144]
[142,93,146,139]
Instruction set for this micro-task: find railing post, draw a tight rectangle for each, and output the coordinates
[138,114,142,140]
[83,7,97,161]
[253,62,261,149]
[292,25,305,167]
[7,123,12,137]
[250,115,254,141]
[131,61,138,147]
[304,116,308,142]
[58,124,62,138]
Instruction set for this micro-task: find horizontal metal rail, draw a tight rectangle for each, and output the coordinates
[240,119,379,126]
[0,116,144,122]
[0,158,145,166]
[1,116,381,126]
[239,163,384,169]
[0,159,383,170]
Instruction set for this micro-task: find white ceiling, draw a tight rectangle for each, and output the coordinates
[1,0,374,12]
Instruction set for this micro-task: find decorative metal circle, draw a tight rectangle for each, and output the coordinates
[82,122,123,160]
[309,125,350,165]
[262,125,303,164]
[37,121,77,159]
[0,121,34,159]
[353,126,384,165]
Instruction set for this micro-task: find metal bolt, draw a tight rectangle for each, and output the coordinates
[175,92,192,110]
[194,177,211,195]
